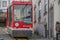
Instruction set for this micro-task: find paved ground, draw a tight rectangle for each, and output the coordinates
[0,27,53,40]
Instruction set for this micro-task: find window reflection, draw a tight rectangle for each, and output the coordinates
[14,5,32,24]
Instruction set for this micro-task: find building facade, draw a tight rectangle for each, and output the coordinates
[32,0,49,37]
[0,0,9,22]
[0,0,9,12]
[32,0,55,38]
[38,0,57,38]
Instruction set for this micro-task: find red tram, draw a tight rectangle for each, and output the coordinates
[6,0,34,37]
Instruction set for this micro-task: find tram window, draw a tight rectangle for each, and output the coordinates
[14,5,32,23]
[8,7,12,22]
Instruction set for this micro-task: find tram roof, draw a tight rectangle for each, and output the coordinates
[7,1,32,9]
[12,1,32,5]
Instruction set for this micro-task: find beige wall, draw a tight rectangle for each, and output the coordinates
[54,0,60,37]
[48,0,59,37]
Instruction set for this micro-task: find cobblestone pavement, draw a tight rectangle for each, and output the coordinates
[0,27,53,40]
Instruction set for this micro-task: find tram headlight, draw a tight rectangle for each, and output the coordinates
[15,23,19,27]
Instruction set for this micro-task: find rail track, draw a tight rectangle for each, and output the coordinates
[13,37,30,40]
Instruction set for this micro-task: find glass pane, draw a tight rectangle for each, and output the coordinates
[8,7,12,22]
[14,5,32,23]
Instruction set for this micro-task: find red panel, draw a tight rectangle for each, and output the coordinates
[12,1,32,5]
[12,22,32,28]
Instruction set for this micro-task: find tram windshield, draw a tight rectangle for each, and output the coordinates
[14,5,32,23]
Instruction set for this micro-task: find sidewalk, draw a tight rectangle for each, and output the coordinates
[31,38,53,40]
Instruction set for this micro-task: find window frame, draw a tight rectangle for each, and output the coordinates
[2,1,7,7]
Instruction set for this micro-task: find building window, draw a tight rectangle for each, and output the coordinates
[0,2,1,7]
[38,11,41,24]
[2,1,7,7]
[44,2,47,16]
[44,18,47,25]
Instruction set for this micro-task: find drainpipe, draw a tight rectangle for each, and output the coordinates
[47,0,51,38]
